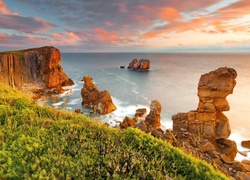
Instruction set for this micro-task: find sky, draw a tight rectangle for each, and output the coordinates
[0,0,250,52]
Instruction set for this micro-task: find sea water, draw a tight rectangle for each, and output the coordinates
[40,52,250,160]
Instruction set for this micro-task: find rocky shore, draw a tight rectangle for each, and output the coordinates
[117,67,250,180]
[1,46,249,179]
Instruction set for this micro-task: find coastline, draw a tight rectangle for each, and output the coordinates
[37,87,250,162]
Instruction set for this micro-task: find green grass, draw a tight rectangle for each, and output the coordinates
[0,50,25,64]
[0,83,230,179]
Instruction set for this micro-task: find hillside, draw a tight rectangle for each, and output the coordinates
[0,83,229,179]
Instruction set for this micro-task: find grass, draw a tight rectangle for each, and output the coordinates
[0,83,230,179]
[0,50,25,64]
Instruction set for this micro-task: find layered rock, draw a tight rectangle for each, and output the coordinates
[145,100,162,128]
[128,59,150,70]
[0,46,74,90]
[172,67,238,163]
[81,74,116,115]
[172,67,237,139]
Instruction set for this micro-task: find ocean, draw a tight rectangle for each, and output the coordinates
[40,52,250,159]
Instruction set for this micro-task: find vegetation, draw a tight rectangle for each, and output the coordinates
[0,49,25,64]
[0,83,229,179]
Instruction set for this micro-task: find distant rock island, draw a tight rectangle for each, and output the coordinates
[128,59,150,71]
[0,46,74,97]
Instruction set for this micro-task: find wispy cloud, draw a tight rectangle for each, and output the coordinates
[1,0,250,51]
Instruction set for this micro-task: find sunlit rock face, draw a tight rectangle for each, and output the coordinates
[0,46,74,89]
[128,59,150,71]
[81,74,116,115]
[145,100,162,128]
[172,67,237,139]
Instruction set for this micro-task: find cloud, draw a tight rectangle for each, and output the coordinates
[159,7,182,22]
[0,14,55,33]
[105,21,114,27]
[0,33,8,41]
[142,31,161,40]
[51,31,83,45]
[0,0,11,14]
[2,0,250,52]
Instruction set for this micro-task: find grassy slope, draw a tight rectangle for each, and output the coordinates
[0,83,230,180]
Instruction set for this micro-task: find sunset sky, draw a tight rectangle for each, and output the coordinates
[0,0,250,52]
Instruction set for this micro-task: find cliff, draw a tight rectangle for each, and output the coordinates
[0,46,74,90]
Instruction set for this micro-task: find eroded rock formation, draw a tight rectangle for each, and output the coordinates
[145,100,162,128]
[0,46,74,90]
[128,59,150,71]
[172,67,237,139]
[172,67,238,163]
[81,74,116,115]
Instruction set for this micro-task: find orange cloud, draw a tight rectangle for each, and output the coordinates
[0,0,11,14]
[159,7,182,22]
[93,28,119,42]
[142,31,160,40]
[51,31,81,45]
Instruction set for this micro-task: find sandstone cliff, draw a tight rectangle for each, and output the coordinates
[0,46,74,90]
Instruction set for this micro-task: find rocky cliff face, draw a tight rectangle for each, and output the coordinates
[0,46,74,90]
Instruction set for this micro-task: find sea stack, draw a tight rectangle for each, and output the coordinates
[145,100,162,128]
[172,67,237,139]
[172,67,238,162]
[0,46,74,90]
[128,59,150,71]
[81,74,116,115]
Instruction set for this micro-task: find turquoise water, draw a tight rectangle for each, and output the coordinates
[40,52,250,156]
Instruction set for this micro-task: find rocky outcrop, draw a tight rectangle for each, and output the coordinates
[145,100,161,128]
[241,140,250,149]
[172,67,237,139]
[0,46,74,90]
[128,59,150,71]
[120,108,147,129]
[81,74,116,115]
[120,100,161,129]
[172,67,238,167]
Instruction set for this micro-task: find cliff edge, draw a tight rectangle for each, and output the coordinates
[0,46,74,92]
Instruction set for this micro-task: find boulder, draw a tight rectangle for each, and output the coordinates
[241,140,250,149]
[145,100,161,128]
[81,75,116,115]
[215,138,238,163]
[135,108,147,118]
[172,67,237,139]
[120,116,138,129]
[128,59,150,71]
